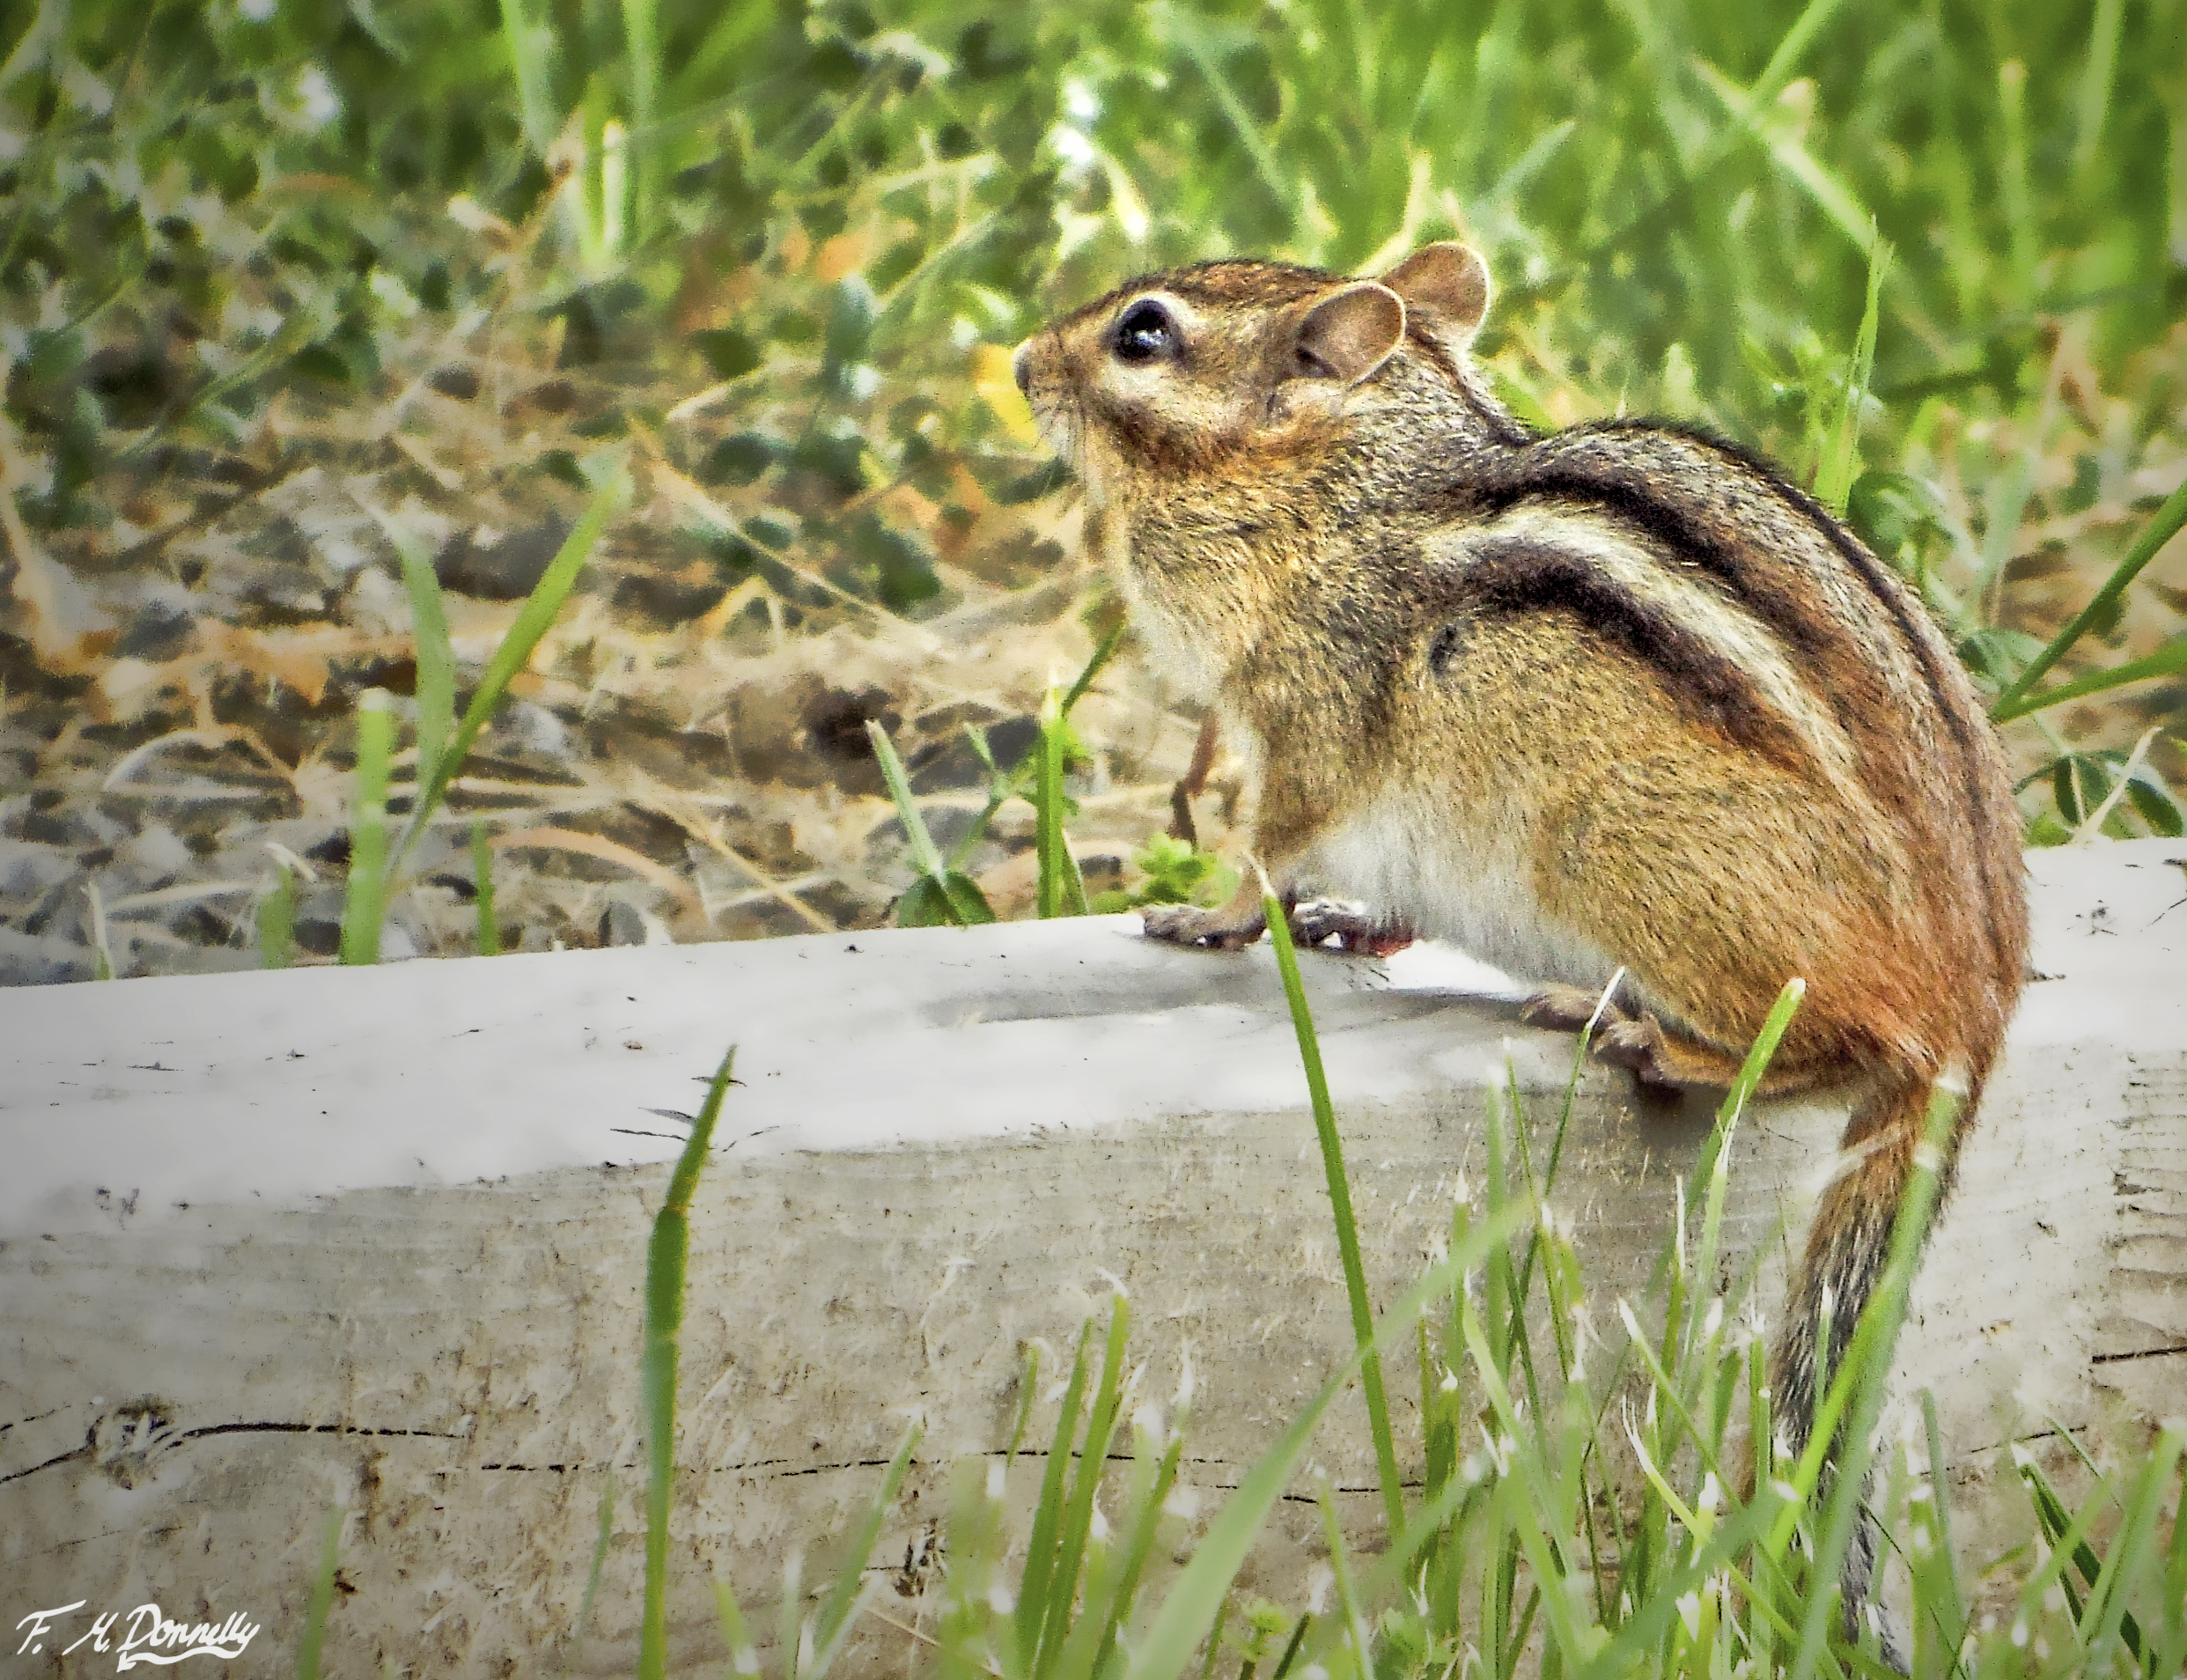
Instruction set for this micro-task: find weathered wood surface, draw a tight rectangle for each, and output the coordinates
[1,839,2180,1677]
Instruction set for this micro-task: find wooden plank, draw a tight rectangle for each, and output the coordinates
[0,840,2179,1675]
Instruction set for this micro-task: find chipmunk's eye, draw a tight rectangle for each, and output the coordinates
[1111,300,1177,365]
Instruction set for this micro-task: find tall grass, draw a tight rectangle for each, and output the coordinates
[319,464,625,963]
[5,0,2180,882]
[607,970,2182,1680]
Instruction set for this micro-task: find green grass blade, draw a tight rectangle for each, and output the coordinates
[621,0,659,232]
[1990,632,2187,722]
[1454,1294,1590,1669]
[401,468,621,867]
[1117,1227,1519,1680]
[777,1550,805,1680]
[1193,1600,1229,1680]
[1018,1318,1095,1669]
[1050,1410,1183,1680]
[1990,395,2187,718]
[1035,1300,1132,1679]
[866,718,947,881]
[497,0,557,156]
[1317,1492,1378,1680]
[1815,232,1891,512]
[2055,1426,2180,1669]
[294,1506,342,1680]
[1746,0,1852,112]
[2071,0,2124,183]
[1007,1342,1042,1470]
[1268,1612,1310,1680]
[2007,1447,2130,1669]
[871,718,996,927]
[1168,18,1292,218]
[1261,879,1405,1537]
[945,627,1123,878]
[1913,1392,1969,1674]
[85,881,114,980]
[1062,620,1127,718]
[1090,1422,1183,1676]
[258,863,294,969]
[1037,689,1064,922]
[2157,1436,2187,1678]
[812,1422,923,1671]
[639,1046,735,1680]
[1724,978,1806,1120]
[716,1578,761,1678]
[372,506,453,809]
[1035,688,1087,919]
[1999,60,2036,303]
[560,1474,617,1680]
[471,820,501,955]
[337,688,393,966]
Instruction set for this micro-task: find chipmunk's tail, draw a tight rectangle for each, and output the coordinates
[1767,1063,1986,1659]
[1771,1065,1981,1464]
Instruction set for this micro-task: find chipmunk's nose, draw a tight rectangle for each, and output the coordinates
[1011,340,1034,397]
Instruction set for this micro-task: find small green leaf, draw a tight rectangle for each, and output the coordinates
[2053,753,2110,826]
[897,873,994,928]
[291,343,351,385]
[2023,809,2074,847]
[1848,469,1946,554]
[692,327,762,379]
[1959,627,2046,690]
[940,871,996,925]
[700,431,777,485]
[2126,772,2185,837]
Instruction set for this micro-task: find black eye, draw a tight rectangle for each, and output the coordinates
[1111,300,1176,365]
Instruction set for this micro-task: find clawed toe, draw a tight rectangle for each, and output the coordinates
[1519,984,1629,1034]
[1594,1017,1692,1090]
[1289,902,1416,956]
[1523,997,1695,1091]
[1141,903,1264,950]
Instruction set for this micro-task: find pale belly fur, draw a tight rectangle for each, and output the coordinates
[1307,792,1622,992]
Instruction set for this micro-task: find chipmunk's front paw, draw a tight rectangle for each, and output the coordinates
[1141,903,1267,950]
[1288,902,1418,956]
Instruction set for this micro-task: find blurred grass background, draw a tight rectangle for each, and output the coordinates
[1,0,2182,977]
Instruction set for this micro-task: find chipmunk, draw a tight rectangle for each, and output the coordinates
[1014,242,2028,1619]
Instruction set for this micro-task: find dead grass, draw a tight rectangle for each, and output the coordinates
[1,228,2180,984]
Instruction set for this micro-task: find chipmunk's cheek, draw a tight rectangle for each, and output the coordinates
[1261,382,1346,433]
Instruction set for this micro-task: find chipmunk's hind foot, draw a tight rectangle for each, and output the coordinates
[1594,1013,1742,1091]
[1518,984,1631,1035]
[1521,991,1764,1093]
[1289,901,1418,956]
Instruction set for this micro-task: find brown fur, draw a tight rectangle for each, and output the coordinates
[1015,248,2029,1592]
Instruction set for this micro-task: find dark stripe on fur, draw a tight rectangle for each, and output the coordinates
[1438,538,1815,773]
[1443,420,2013,976]
[1448,453,1833,667]
[1641,422,2016,980]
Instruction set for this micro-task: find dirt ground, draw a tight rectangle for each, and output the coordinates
[3,250,2182,986]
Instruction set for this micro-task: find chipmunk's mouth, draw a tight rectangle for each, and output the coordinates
[1009,338,1077,461]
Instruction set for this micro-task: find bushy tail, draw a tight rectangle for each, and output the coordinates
[1771,1070,1970,1462]
[1769,1066,1981,1660]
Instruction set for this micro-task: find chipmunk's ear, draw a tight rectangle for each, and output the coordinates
[1292,282,1407,384]
[1380,242,1490,347]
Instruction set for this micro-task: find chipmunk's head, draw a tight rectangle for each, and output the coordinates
[1012,242,1498,507]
